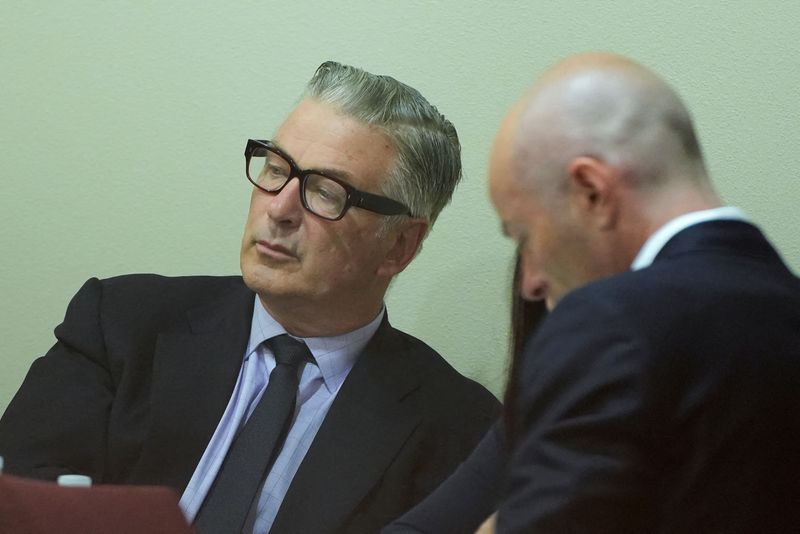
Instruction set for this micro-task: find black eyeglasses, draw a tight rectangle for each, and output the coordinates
[244,139,412,221]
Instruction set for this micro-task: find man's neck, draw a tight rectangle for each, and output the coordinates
[258,294,385,338]
[628,183,722,250]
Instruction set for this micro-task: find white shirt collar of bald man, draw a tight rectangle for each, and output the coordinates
[631,206,748,271]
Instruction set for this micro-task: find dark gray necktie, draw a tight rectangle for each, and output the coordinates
[194,334,310,534]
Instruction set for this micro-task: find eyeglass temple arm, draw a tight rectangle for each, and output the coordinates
[355,191,412,216]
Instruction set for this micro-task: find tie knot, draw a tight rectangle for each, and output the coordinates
[265,334,311,368]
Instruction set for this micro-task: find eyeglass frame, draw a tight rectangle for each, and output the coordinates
[244,139,413,221]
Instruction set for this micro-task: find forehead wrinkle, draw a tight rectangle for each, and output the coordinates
[270,138,359,185]
[272,99,397,198]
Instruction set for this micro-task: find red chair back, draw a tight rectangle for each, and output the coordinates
[0,474,193,534]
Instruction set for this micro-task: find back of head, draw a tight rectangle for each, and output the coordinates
[514,53,712,203]
[305,61,462,230]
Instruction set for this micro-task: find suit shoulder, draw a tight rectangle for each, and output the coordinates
[64,274,250,338]
[100,273,244,297]
[386,326,500,419]
[91,273,245,310]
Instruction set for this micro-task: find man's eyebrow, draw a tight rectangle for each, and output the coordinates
[315,167,356,183]
[271,140,356,184]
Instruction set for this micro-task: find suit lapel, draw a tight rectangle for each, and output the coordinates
[271,317,424,533]
[129,282,255,490]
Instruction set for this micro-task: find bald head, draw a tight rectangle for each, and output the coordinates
[511,52,713,201]
[490,53,722,305]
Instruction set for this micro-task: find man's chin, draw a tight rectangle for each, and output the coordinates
[241,264,279,295]
[242,266,304,301]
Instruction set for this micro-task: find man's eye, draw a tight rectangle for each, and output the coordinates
[266,164,289,178]
[310,185,338,203]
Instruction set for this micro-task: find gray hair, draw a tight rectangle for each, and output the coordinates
[304,61,462,232]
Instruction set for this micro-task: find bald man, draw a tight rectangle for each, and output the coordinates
[490,53,800,533]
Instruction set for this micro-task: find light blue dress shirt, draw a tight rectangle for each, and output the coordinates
[179,296,384,533]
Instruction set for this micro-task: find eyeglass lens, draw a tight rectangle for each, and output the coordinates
[248,147,349,219]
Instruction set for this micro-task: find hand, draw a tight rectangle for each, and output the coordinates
[475,513,496,534]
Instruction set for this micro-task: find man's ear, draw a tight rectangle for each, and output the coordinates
[567,156,619,229]
[377,218,429,278]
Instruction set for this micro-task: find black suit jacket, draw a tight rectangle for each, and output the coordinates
[0,275,499,534]
[499,221,800,533]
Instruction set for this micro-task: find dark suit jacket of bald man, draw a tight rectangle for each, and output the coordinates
[499,220,800,533]
[0,274,499,534]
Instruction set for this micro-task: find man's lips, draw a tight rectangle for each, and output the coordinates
[255,240,297,260]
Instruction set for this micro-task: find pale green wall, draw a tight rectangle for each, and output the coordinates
[1,1,798,412]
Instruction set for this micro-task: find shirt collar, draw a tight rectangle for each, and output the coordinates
[246,296,385,392]
[631,206,748,271]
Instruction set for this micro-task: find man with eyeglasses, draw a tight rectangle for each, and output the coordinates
[0,61,499,534]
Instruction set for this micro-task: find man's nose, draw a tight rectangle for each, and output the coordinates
[266,178,304,224]
[519,267,548,303]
